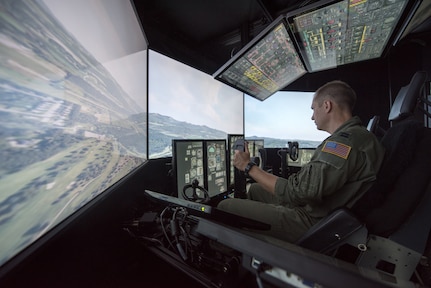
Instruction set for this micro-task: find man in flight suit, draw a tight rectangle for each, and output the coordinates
[217,80,385,243]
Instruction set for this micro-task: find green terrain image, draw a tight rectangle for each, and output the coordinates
[0,0,146,266]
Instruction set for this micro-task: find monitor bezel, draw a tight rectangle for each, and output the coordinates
[213,15,307,101]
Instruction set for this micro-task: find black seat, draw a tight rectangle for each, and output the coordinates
[352,118,426,235]
[366,115,385,138]
[367,71,427,135]
[388,71,428,123]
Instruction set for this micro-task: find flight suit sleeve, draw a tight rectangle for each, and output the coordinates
[274,140,358,207]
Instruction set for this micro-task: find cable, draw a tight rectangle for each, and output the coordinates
[122,227,165,247]
[170,207,186,260]
[160,206,175,250]
[256,270,264,288]
[255,261,272,288]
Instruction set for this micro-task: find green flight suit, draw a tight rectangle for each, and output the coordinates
[217,116,385,243]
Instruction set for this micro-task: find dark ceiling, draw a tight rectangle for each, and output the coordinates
[133,0,310,75]
[132,0,431,91]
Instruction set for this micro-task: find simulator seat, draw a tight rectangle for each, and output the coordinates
[388,71,428,124]
[367,70,428,136]
[296,118,431,283]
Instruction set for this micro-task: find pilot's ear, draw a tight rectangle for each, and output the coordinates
[324,100,332,112]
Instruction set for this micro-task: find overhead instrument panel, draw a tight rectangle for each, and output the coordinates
[213,16,306,101]
[287,0,409,72]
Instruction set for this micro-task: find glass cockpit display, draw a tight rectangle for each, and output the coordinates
[213,16,307,101]
[206,140,228,197]
[172,139,228,199]
[287,0,409,72]
[173,141,205,197]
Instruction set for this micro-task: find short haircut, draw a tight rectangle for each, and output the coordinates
[314,80,356,112]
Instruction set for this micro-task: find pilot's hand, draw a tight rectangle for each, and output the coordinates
[234,143,251,172]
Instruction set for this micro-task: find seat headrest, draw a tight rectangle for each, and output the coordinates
[366,115,380,132]
[388,71,428,122]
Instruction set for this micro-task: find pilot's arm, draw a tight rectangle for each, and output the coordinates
[234,146,278,195]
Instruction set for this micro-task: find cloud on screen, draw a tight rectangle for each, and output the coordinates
[245,91,329,141]
[149,50,243,134]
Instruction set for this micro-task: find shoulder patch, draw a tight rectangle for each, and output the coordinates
[322,141,351,159]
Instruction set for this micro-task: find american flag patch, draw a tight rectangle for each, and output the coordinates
[322,141,351,159]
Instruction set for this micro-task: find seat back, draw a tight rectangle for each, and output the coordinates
[366,115,380,132]
[388,71,427,123]
[367,71,427,137]
[352,119,431,237]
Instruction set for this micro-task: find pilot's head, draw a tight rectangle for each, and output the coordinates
[311,80,356,133]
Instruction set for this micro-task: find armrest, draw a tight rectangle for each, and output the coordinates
[296,208,367,253]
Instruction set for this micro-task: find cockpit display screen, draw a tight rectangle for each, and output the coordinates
[172,139,228,199]
[213,16,307,101]
[287,0,409,72]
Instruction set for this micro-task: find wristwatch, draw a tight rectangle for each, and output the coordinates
[244,161,256,177]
